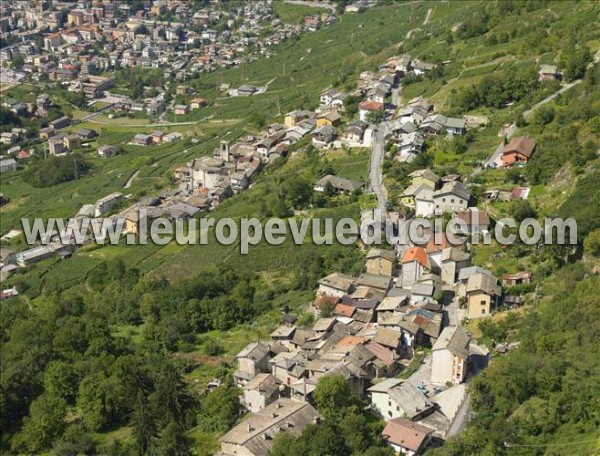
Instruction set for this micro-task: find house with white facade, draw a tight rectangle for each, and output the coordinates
[431,325,471,384]
[433,181,470,214]
[242,373,279,413]
[382,418,434,456]
[401,247,428,289]
[368,378,435,421]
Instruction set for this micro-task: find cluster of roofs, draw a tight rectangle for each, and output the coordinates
[175,138,266,202]
[390,103,467,163]
[214,224,533,455]
[1,184,233,273]
[213,160,535,455]
[130,130,182,147]
[400,169,474,219]
[1,95,107,161]
[0,1,337,87]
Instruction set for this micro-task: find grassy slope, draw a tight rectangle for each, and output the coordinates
[275,3,328,24]
[1,1,428,293]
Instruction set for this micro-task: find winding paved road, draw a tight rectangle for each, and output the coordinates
[523,79,582,119]
[369,121,389,216]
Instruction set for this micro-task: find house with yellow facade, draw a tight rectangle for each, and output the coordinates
[122,206,164,235]
[365,248,396,277]
[284,110,313,127]
[465,272,502,317]
[316,110,342,128]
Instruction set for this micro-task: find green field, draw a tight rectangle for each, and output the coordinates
[275,3,328,24]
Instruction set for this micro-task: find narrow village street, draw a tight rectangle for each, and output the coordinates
[368,121,389,217]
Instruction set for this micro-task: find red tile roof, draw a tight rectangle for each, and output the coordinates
[401,247,427,267]
[359,101,384,111]
[413,315,426,327]
[424,233,451,253]
[314,293,339,309]
[503,136,536,158]
[336,335,364,347]
[382,418,434,452]
[364,341,399,366]
[333,303,356,318]
[511,186,530,200]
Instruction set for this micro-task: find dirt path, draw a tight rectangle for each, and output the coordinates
[123,170,140,189]
[257,77,277,94]
[406,27,421,39]
[523,79,583,119]
[423,7,433,25]
[87,119,201,127]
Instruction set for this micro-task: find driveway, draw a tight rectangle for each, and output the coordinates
[485,140,505,168]
[406,354,432,388]
[446,394,471,438]
[444,287,464,327]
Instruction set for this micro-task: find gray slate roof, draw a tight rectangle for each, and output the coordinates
[433,325,470,359]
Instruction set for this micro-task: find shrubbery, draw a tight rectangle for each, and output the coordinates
[23,153,91,188]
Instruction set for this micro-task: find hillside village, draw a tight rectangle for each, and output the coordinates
[3,49,537,304]
[0,13,555,450]
[218,240,493,455]
[0,0,342,165]
[1,1,599,455]
[193,53,538,456]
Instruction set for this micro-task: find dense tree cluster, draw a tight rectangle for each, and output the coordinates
[1,285,197,455]
[1,242,367,454]
[114,68,165,100]
[0,109,22,132]
[452,66,539,112]
[432,267,600,455]
[23,153,92,187]
[268,375,392,456]
[525,65,600,185]
[454,11,492,39]
[560,46,592,82]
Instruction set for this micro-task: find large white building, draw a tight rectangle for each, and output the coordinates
[218,398,320,456]
[368,378,434,421]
